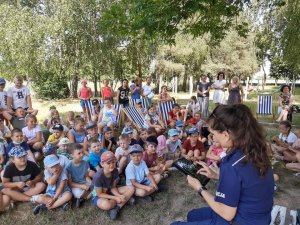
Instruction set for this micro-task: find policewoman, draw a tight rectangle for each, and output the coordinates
[171,104,274,225]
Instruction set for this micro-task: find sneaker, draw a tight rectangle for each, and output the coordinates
[127,197,135,206]
[75,198,81,208]
[157,184,168,193]
[142,195,153,202]
[108,205,120,220]
[62,202,71,211]
[33,204,47,215]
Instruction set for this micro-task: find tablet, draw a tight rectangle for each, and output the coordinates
[172,158,210,187]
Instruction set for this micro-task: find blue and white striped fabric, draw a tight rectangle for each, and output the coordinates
[113,104,122,127]
[122,107,144,129]
[131,98,140,107]
[158,100,176,124]
[257,95,272,114]
[84,100,94,116]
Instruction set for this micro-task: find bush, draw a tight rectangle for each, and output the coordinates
[33,74,70,100]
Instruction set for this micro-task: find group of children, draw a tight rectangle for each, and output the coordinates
[16,76,300,222]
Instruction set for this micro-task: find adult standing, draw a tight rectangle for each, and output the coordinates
[196,74,211,117]
[78,79,92,117]
[116,79,130,108]
[227,76,244,105]
[276,84,294,122]
[212,72,226,106]
[142,77,154,107]
[172,104,274,225]
[130,78,142,103]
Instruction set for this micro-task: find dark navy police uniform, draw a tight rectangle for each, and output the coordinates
[171,149,274,225]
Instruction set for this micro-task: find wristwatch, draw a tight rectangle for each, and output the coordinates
[198,186,207,197]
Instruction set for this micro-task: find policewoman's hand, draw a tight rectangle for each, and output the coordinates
[196,161,219,180]
[187,175,201,191]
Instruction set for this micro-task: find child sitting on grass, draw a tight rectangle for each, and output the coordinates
[103,126,117,152]
[33,154,72,214]
[125,144,162,202]
[143,104,165,134]
[43,143,70,168]
[88,138,106,177]
[83,121,102,160]
[175,121,187,140]
[66,143,92,208]
[121,126,138,146]
[67,117,86,145]
[92,151,135,220]
[167,103,184,128]
[0,191,10,212]
[65,111,75,129]
[4,107,37,130]
[6,128,36,163]
[2,146,45,204]
[57,137,72,160]
[136,128,148,148]
[115,134,131,174]
[181,128,205,162]
[206,137,225,166]
[47,124,65,147]
[166,129,182,160]
[46,109,65,130]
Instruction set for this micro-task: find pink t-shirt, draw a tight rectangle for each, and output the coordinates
[79,87,91,99]
[207,145,224,165]
[143,151,157,168]
[102,86,113,99]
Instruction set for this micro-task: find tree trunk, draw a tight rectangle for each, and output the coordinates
[182,64,188,92]
[71,72,78,98]
[93,71,98,97]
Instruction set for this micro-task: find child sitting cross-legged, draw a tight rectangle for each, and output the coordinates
[2,146,45,204]
[47,124,65,147]
[43,143,70,169]
[206,136,225,166]
[33,154,72,214]
[92,151,135,220]
[181,128,205,162]
[57,137,72,160]
[125,144,163,203]
[115,134,131,174]
[166,129,182,160]
[143,136,172,179]
[66,143,92,208]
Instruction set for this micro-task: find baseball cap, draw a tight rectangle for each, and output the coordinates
[188,118,198,125]
[101,151,116,163]
[0,78,6,85]
[92,99,99,105]
[175,121,184,127]
[9,146,27,158]
[189,127,199,135]
[129,144,143,154]
[122,127,133,134]
[86,121,97,130]
[146,136,158,146]
[43,143,56,156]
[168,129,179,137]
[52,124,64,132]
[44,154,60,168]
[58,137,70,146]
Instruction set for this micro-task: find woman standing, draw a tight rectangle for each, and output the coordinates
[212,72,226,106]
[116,79,130,108]
[227,76,244,105]
[276,84,294,122]
[172,104,274,225]
[130,78,142,103]
[196,74,211,117]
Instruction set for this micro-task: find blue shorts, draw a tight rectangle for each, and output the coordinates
[92,196,100,207]
[80,99,90,107]
[140,178,151,186]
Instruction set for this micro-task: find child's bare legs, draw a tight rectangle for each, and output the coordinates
[37,192,72,209]
[169,122,175,128]
[282,151,297,162]
[286,163,300,172]
[116,186,135,208]
[96,198,116,210]
[32,142,44,160]
[23,182,46,196]
[88,170,95,179]
[107,122,115,131]
[135,174,162,197]
[118,157,128,174]
[271,144,287,154]
[98,122,105,133]
[0,192,11,211]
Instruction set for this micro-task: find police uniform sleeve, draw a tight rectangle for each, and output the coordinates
[215,164,241,207]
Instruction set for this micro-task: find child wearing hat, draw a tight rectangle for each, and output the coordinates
[166,129,182,160]
[122,126,138,146]
[47,124,65,147]
[181,128,205,162]
[33,154,72,214]
[92,151,135,220]
[83,121,102,159]
[2,146,45,204]
[57,137,72,160]
[175,121,187,140]
[66,143,92,208]
[125,144,162,202]
[43,143,70,168]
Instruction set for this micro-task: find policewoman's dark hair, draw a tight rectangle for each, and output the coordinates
[207,104,271,176]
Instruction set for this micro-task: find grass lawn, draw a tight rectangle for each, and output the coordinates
[0,86,299,225]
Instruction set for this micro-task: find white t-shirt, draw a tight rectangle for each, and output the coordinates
[115,147,128,158]
[7,86,30,109]
[278,132,297,144]
[22,125,42,141]
[142,84,153,96]
[0,91,7,109]
[0,125,10,137]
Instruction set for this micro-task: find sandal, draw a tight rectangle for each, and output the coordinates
[161,171,169,179]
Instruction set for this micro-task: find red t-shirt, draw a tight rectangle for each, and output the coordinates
[143,151,157,168]
[182,139,205,153]
[102,86,113,98]
[168,111,183,123]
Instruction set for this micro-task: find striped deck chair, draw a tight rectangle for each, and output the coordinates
[122,106,145,129]
[83,99,94,121]
[130,98,140,107]
[158,100,176,124]
[256,95,274,122]
[112,104,122,127]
